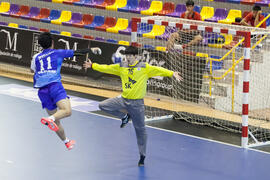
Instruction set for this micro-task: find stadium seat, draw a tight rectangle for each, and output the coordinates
[107,18,129,33]
[41,9,61,23]
[107,39,118,43]
[227,0,241,3]
[118,0,138,13]
[63,0,81,5]
[205,8,227,23]
[62,12,82,26]
[74,0,91,6]
[208,34,232,48]
[143,45,155,49]
[51,10,72,25]
[84,15,105,30]
[156,27,177,40]
[21,7,40,20]
[261,13,270,26]
[85,0,104,8]
[194,5,201,13]
[31,8,50,21]
[255,0,270,6]
[167,4,186,17]
[129,0,151,14]
[154,2,175,16]
[218,9,242,24]
[52,0,64,3]
[95,37,106,41]
[29,26,39,31]
[106,0,127,11]
[96,0,115,9]
[118,21,132,35]
[0,2,10,13]
[83,35,94,39]
[73,14,93,28]
[138,23,153,36]
[50,30,60,34]
[18,25,28,29]
[200,6,214,21]
[1,4,19,17]
[40,28,50,32]
[0,22,8,26]
[72,33,82,38]
[11,5,30,18]
[118,41,130,46]
[95,17,116,31]
[8,23,19,28]
[61,31,72,36]
[143,25,165,39]
[155,46,166,52]
[241,0,261,5]
[141,1,163,15]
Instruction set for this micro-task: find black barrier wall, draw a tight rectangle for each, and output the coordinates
[0,26,206,103]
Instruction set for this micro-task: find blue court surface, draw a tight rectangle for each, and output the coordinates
[0,84,270,180]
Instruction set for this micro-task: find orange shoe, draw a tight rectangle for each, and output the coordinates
[65,140,75,150]
[41,118,59,132]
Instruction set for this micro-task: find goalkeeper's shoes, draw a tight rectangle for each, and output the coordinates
[120,114,131,128]
[138,155,145,166]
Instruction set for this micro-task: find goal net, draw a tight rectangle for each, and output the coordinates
[131,15,270,148]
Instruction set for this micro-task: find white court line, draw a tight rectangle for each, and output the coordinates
[1,84,270,156]
[80,110,270,156]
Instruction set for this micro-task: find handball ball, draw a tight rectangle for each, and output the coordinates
[112,53,123,64]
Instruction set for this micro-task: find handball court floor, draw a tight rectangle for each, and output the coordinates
[0,76,270,180]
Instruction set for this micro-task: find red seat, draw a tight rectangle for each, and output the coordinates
[241,0,261,5]
[73,14,94,28]
[83,35,94,39]
[95,17,116,31]
[63,0,81,5]
[11,5,30,18]
[95,0,115,9]
[31,8,50,21]
[154,2,175,16]
[39,28,49,32]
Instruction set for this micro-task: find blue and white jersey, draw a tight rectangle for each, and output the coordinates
[31,49,74,88]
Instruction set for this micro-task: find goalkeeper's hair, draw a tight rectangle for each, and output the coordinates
[38,32,52,49]
[186,0,195,6]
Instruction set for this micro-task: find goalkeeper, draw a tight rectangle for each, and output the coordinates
[83,46,182,166]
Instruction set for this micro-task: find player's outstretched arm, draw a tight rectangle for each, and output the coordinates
[74,47,102,56]
[83,59,93,69]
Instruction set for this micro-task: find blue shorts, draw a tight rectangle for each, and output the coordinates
[38,82,68,111]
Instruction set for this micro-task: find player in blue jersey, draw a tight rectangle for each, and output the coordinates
[31,32,101,150]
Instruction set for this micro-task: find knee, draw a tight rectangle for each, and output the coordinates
[65,108,72,117]
[98,102,106,111]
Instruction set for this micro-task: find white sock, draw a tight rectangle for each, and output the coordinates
[48,115,55,121]
[122,114,128,119]
[64,138,70,144]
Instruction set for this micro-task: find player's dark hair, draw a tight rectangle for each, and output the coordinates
[120,46,139,55]
[186,0,195,6]
[38,32,53,49]
[252,5,261,11]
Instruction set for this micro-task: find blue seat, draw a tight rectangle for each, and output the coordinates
[84,15,105,30]
[137,23,153,37]
[41,9,61,23]
[227,0,241,4]
[118,0,138,12]
[18,25,28,29]
[50,30,60,34]
[74,0,91,6]
[194,5,201,13]
[261,13,270,27]
[107,39,118,43]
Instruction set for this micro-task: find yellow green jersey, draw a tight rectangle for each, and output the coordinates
[92,61,174,99]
